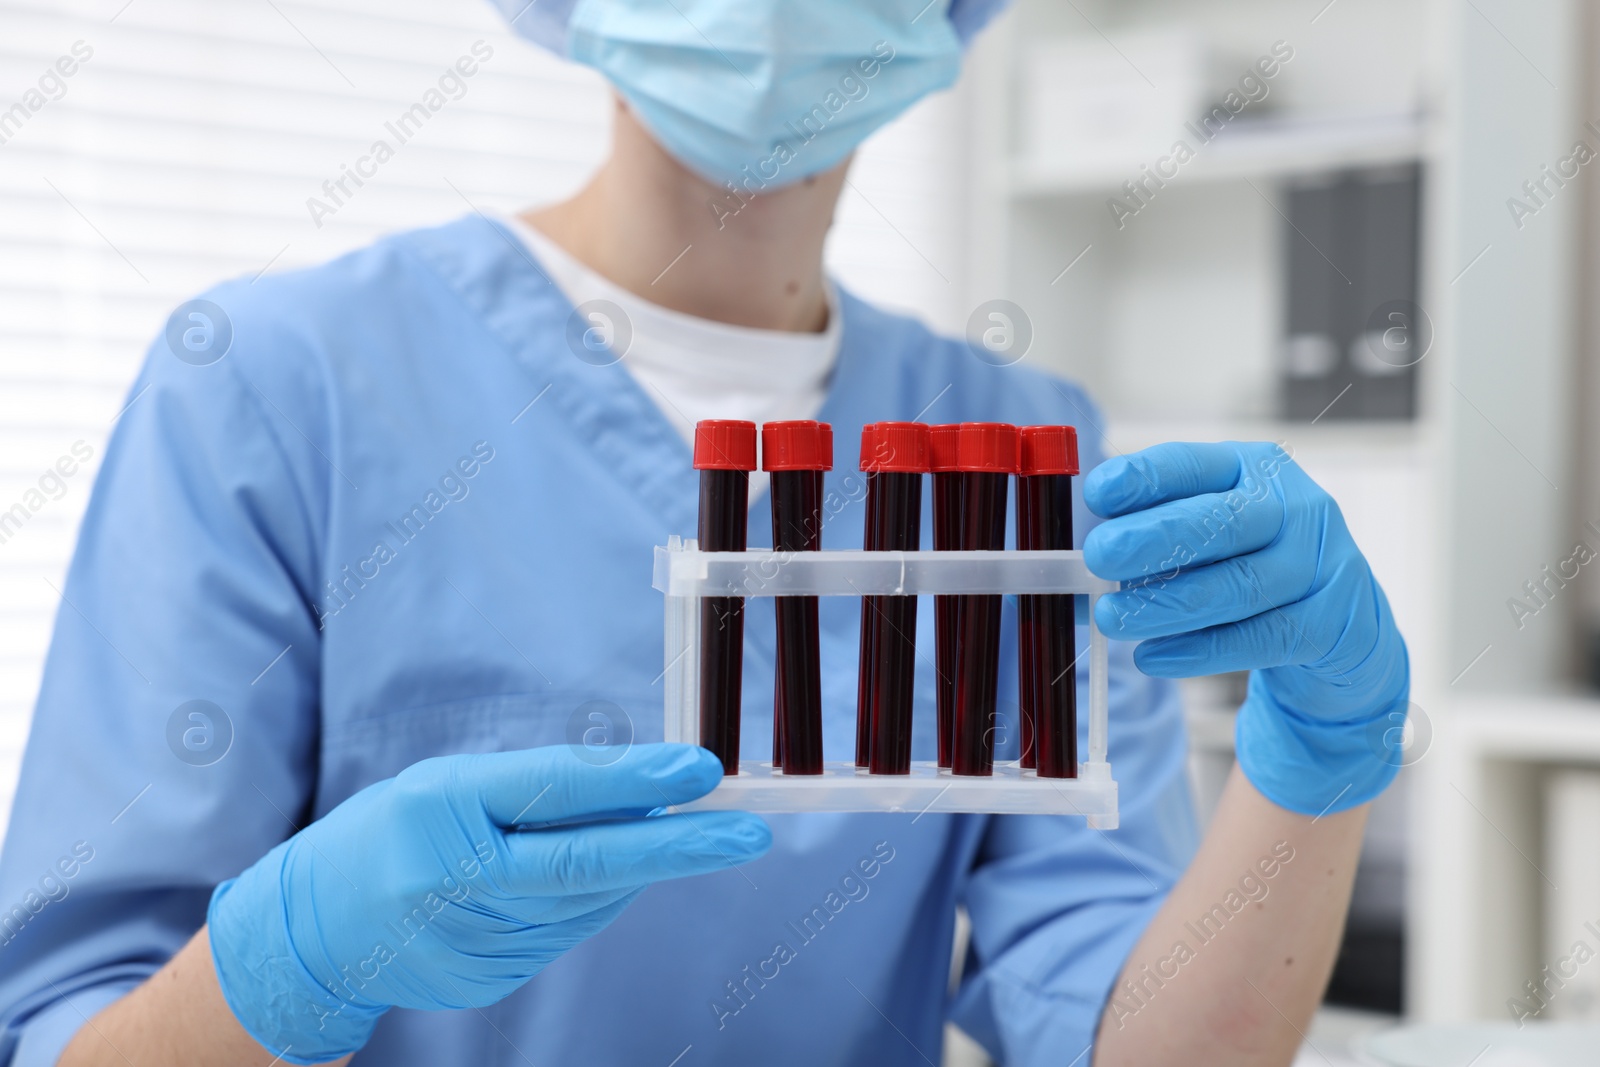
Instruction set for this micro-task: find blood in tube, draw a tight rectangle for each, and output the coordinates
[1019,426,1080,779]
[951,423,1019,777]
[1016,463,1038,770]
[694,420,757,775]
[855,450,881,767]
[929,424,963,768]
[858,422,929,775]
[763,420,832,776]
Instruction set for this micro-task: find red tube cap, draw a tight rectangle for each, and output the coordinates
[693,420,758,471]
[929,424,962,473]
[860,422,931,473]
[761,420,834,471]
[953,422,1020,474]
[1020,425,1080,476]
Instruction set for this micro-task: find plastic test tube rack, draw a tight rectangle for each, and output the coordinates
[653,539,1122,829]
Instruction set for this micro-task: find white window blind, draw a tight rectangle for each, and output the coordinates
[0,0,968,836]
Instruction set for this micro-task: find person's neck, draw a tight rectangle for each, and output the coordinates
[524,100,845,333]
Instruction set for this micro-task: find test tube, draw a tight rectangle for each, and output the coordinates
[929,424,963,768]
[763,420,833,776]
[694,419,757,775]
[1018,426,1080,779]
[951,423,1019,777]
[1016,457,1037,770]
[858,422,930,775]
[854,439,881,767]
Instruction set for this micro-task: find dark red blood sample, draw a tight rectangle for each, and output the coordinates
[1017,474,1038,769]
[950,424,1019,777]
[764,421,833,776]
[694,420,757,775]
[858,423,929,775]
[929,424,962,768]
[855,462,880,766]
[1019,426,1080,779]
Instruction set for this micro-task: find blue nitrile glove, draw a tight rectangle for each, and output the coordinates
[208,743,769,1063]
[1082,441,1409,816]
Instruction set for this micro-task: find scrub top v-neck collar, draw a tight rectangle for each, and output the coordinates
[501,215,841,446]
[410,213,878,538]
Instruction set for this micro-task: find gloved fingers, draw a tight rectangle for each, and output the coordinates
[497,892,641,966]
[1083,487,1285,582]
[1130,599,1333,677]
[415,893,644,1010]
[1084,442,1253,517]
[448,882,643,929]
[1093,548,1318,640]
[451,743,726,827]
[506,887,640,926]
[497,810,771,896]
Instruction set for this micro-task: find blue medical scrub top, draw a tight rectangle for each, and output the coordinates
[0,217,1196,1066]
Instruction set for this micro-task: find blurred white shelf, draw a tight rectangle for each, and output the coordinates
[1429,694,1600,758]
[1412,694,1600,1025]
[1009,112,1431,197]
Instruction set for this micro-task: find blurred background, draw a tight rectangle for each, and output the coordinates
[1,0,1596,1063]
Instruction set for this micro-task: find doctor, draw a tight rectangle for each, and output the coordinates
[0,1,1408,1064]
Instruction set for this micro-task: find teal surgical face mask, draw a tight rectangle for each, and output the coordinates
[562,0,962,189]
